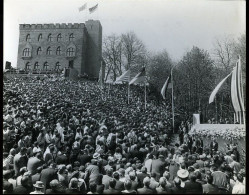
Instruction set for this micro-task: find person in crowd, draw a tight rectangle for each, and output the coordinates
[202,174,219,194]
[30,181,45,194]
[232,173,245,194]
[103,178,121,194]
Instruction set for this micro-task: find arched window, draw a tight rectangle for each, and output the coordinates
[57,34,62,41]
[55,62,61,70]
[47,47,52,55]
[69,33,74,41]
[48,34,52,41]
[38,34,42,41]
[56,47,61,55]
[25,62,30,70]
[26,34,31,42]
[34,62,39,70]
[37,47,42,55]
[66,47,75,57]
[23,48,31,57]
[44,62,49,70]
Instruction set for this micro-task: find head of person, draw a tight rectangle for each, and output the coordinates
[109,178,116,189]
[234,173,243,183]
[159,177,167,188]
[141,166,147,174]
[189,172,197,182]
[33,181,44,191]
[206,174,213,184]
[113,172,120,180]
[124,179,132,191]
[174,176,181,187]
[163,171,170,180]
[143,177,150,187]
[89,183,97,193]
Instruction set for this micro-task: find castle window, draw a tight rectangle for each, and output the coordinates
[38,34,42,41]
[48,34,52,41]
[47,47,52,55]
[66,47,75,57]
[34,62,39,70]
[25,62,31,70]
[69,33,74,41]
[23,48,31,57]
[57,34,62,41]
[55,62,61,70]
[56,47,61,55]
[26,34,31,42]
[37,47,42,55]
[44,62,49,70]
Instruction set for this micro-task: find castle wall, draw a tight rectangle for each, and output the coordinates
[17,23,87,75]
[17,20,102,79]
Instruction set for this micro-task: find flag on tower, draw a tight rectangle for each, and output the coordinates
[89,4,98,14]
[161,73,172,100]
[115,69,131,83]
[78,3,87,12]
[129,67,146,85]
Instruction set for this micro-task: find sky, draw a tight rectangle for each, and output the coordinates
[4,0,246,68]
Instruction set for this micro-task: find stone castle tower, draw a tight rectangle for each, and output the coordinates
[17,20,103,79]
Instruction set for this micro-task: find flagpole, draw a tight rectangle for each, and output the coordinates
[171,69,175,133]
[128,83,130,104]
[145,83,147,110]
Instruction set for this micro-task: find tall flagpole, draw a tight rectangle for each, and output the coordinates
[145,83,147,110]
[128,83,130,104]
[171,69,175,133]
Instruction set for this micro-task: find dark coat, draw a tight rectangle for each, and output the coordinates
[40,167,57,190]
[137,173,149,188]
[115,180,125,191]
[12,185,32,194]
[184,181,203,194]
[151,159,166,180]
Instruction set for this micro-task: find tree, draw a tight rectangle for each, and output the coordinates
[175,47,215,119]
[147,50,173,92]
[103,34,123,82]
[121,32,147,70]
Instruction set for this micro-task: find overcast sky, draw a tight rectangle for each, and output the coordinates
[4,0,246,67]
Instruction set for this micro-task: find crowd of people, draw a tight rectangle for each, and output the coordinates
[3,76,245,194]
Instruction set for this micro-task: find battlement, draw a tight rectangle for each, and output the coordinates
[19,23,85,30]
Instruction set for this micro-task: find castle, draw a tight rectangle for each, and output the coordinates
[17,20,104,79]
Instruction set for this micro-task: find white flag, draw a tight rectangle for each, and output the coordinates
[209,72,232,104]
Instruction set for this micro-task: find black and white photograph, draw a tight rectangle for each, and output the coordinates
[3,0,246,194]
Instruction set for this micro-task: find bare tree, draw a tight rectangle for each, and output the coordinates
[102,34,123,81]
[121,32,147,70]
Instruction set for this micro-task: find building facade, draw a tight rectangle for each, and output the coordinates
[17,20,103,78]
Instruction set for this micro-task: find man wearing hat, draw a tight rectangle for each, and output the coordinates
[30,181,45,194]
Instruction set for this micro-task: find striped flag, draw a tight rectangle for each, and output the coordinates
[129,67,146,85]
[115,69,131,83]
[231,57,245,113]
[78,3,87,12]
[89,4,98,14]
[161,73,172,100]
